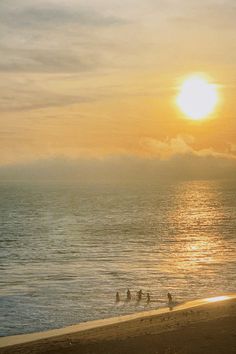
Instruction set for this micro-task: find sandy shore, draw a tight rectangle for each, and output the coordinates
[0,295,236,354]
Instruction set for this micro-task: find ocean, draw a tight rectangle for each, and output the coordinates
[0,180,236,336]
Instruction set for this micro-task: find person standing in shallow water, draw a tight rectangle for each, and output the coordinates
[167,292,172,304]
[147,292,151,304]
[116,292,120,302]
[127,289,131,301]
[137,289,143,301]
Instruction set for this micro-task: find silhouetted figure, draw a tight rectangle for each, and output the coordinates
[116,292,120,302]
[147,292,151,304]
[127,289,131,301]
[167,292,172,304]
[137,289,143,301]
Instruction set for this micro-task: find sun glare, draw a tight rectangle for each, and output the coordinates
[176,75,218,120]
[206,296,230,303]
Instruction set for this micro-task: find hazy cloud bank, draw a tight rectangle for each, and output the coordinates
[0,134,235,181]
[0,151,235,183]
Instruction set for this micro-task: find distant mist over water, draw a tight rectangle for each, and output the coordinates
[0,154,236,183]
[0,179,236,336]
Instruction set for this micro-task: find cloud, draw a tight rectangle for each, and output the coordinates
[170,1,236,30]
[141,135,194,158]
[0,1,127,74]
[0,47,97,73]
[140,135,236,160]
[0,2,126,29]
[1,0,235,76]
[0,73,94,111]
[0,89,90,112]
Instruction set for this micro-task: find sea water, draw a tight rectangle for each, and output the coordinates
[0,180,236,336]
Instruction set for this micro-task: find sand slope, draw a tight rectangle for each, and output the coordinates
[0,295,236,354]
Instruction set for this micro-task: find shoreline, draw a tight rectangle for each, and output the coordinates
[0,294,236,353]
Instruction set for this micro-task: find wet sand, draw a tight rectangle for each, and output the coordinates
[0,295,236,354]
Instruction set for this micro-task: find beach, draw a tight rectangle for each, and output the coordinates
[0,295,236,354]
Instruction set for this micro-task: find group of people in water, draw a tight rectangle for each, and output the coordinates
[116,289,173,305]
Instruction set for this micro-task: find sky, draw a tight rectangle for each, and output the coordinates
[0,0,236,181]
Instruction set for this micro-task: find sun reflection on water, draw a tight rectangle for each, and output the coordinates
[165,181,228,275]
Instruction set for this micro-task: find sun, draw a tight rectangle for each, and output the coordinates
[176,74,218,120]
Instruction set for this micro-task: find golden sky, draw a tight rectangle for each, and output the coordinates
[0,0,236,179]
